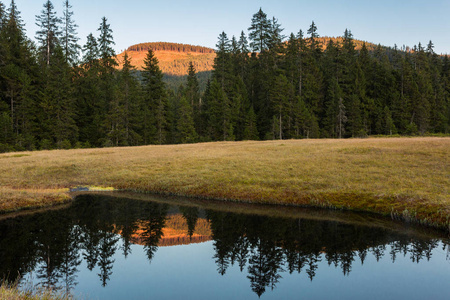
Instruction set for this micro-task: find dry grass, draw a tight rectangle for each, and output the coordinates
[0,138,449,229]
[0,281,71,300]
[0,187,70,213]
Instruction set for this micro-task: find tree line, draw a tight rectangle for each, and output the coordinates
[0,3,449,152]
[127,42,215,54]
[205,8,450,141]
[1,195,445,295]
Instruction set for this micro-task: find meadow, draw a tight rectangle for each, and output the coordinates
[0,137,449,230]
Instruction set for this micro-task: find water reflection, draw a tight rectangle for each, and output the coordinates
[0,194,448,298]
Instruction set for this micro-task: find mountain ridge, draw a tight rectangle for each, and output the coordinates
[116,38,385,77]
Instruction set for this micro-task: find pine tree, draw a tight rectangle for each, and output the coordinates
[268,17,285,50]
[269,74,293,139]
[116,51,142,146]
[97,17,117,68]
[35,0,61,66]
[185,62,201,135]
[61,0,79,65]
[207,80,234,141]
[383,106,396,135]
[0,2,5,29]
[141,49,168,144]
[213,31,231,90]
[96,17,119,146]
[177,96,198,143]
[337,97,347,138]
[82,33,98,64]
[307,21,320,53]
[186,61,200,107]
[1,0,39,150]
[74,33,101,146]
[248,8,271,52]
[243,105,259,140]
[40,45,77,148]
[236,31,249,79]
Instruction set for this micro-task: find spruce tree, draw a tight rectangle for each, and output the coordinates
[97,17,117,68]
[207,80,234,141]
[61,0,79,64]
[185,62,201,135]
[269,74,293,139]
[117,51,142,146]
[141,49,168,144]
[243,105,259,140]
[177,96,198,143]
[73,33,101,146]
[237,31,249,79]
[307,21,320,53]
[97,17,119,146]
[82,33,98,64]
[40,45,77,148]
[213,31,231,90]
[337,97,347,138]
[268,17,285,50]
[0,2,5,28]
[1,0,39,150]
[35,0,61,66]
[248,8,271,52]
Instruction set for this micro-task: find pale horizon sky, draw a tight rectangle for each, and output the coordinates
[8,0,450,54]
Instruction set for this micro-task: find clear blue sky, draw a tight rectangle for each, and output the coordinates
[12,0,450,54]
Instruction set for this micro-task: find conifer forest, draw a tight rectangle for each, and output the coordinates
[0,1,449,152]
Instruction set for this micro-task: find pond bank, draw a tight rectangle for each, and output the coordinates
[0,138,449,231]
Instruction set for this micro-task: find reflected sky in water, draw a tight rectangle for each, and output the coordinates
[1,194,449,299]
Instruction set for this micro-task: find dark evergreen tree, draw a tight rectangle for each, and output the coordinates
[35,0,61,66]
[39,45,78,148]
[177,96,198,143]
[269,74,293,139]
[248,8,271,52]
[185,61,202,136]
[207,80,234,141]
[213,31,231,90]
[243,105,259,140]
[116,51,142,146]
[74,33,101,147]
[97,17,119,146]
[1,0,39,150]
[61,0,79,64]
[141,49,169,144]
[268,17,285,50]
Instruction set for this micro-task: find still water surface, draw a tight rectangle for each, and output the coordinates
[0,194,449,299]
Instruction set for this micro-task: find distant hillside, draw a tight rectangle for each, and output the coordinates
[116,42,216,77]
[316,37,379,51]
[115,39,383,91]
[117,39,381,73]
[127,42,215,54]
[126,215,212,247]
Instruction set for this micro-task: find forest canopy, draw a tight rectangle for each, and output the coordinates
[0,1,448,152]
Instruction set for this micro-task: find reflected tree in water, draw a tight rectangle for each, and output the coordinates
[205,209,449,297]
[58,226,82,293]
[97,230,118,287]
[180,206,199,238]
[0,195,448,298]
[141,203,169,262]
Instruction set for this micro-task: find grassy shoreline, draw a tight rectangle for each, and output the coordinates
[0,137,449,231]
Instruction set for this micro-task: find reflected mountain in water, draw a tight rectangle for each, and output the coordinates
[0,194,448,298]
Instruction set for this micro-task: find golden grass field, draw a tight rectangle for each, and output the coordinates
[0,137,449,230]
